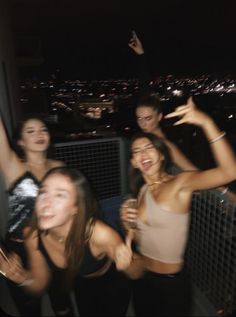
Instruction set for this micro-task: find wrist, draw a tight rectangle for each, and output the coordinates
[18,273,34,287]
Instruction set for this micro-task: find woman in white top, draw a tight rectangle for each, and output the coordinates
[121,97,236,316]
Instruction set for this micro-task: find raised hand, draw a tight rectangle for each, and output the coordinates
[128,30,144,55]
[164,97,209,127]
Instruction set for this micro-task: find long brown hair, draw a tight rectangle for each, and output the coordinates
[29,166,100,285]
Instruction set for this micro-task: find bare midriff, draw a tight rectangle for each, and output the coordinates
[143,255,183,274]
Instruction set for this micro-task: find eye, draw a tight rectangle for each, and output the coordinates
[38,190,47,199]
[26,129,35,134]
[41,127,49,133]
[146,145,155,150]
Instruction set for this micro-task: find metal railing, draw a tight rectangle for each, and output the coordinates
[53,137,129,199]
[186,189,236,316]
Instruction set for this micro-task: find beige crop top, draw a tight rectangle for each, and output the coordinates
[137,185,190,264]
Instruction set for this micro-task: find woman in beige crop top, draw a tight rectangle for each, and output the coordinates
[121,97,236,316]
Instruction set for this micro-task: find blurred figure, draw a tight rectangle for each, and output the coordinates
[0,112,74,316]
[121,97,236,316]
[128,31,197,172]
[0,167,134,316]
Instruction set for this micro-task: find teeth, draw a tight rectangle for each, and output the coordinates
[41,211,53,217]
[142,159,151,164]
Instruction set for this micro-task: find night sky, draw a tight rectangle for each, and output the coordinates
[11,0,236,79]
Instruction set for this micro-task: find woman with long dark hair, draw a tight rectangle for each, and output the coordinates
[121,97,236,316]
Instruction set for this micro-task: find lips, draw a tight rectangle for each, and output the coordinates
[141,159,152,171]
[35,139,45,144]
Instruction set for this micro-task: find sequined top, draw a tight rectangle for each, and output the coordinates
[7,171,40,240]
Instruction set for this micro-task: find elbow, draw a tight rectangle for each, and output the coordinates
[223,167,236,184]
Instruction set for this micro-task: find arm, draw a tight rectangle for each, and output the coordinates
[165,140,198,171]
[165,97,236,191]
[128,30,151,97]
[0,229,51,294]
[0,114,21,181]
[90,220,132,271]
[156,127,198,171]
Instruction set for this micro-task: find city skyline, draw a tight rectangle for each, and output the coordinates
[11,0,236,80]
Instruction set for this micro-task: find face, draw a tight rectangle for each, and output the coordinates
[131,137,164,176]
[35,174,78,231]
[136,106,162,133]
[18,119,50,153]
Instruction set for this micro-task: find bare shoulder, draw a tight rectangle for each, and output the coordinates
[92,220,118,243]
[23,227,39,249]
[48,159,65,168]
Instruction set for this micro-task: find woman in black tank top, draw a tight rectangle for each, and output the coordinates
[0,167,134,316]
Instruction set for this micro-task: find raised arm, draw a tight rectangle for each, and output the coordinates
[165,97,236,191]
[155,127,198,171]
[0,114,21,183]
[128,30,151,97]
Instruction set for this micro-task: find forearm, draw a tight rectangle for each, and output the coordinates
[124,252,145,280]
[164,139,198,171]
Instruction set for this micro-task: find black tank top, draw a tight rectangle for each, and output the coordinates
[7,171,40,240]
[38,233,108,276]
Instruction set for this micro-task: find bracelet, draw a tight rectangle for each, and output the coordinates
[18,278,34,287]
[209,131,226,144]
[221,187,229,195]
[0,270,7,277]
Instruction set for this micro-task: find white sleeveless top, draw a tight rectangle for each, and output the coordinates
[137,185,190,263]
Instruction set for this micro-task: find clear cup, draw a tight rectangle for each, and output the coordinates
[124,197,138,229]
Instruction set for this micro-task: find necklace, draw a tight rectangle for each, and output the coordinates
[148,180,163,187]
[48,232,66,244]
[57,237,65,244]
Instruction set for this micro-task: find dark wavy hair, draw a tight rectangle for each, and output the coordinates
[136,94,163,114]
[128,132,172,197]
[11,113,53,160]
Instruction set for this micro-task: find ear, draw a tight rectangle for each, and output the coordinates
[131,157,138,169]
[17,139,24,148]
[72,206,78,215]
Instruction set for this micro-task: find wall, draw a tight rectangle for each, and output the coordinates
[0,0,20,237]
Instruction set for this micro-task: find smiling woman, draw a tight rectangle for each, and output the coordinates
[0,166,135,316]
[0,112,75,316]
[121,97,236,316]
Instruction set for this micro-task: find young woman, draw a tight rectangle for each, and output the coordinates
[135,94,198,172]
[0,167,133,312]
[0,113,74,316]
[120,97,236,316]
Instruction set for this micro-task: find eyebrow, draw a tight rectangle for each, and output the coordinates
[137,115,153,119]
[40,186,69,193]
[132,142,153,149]
[25,124,46,130]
